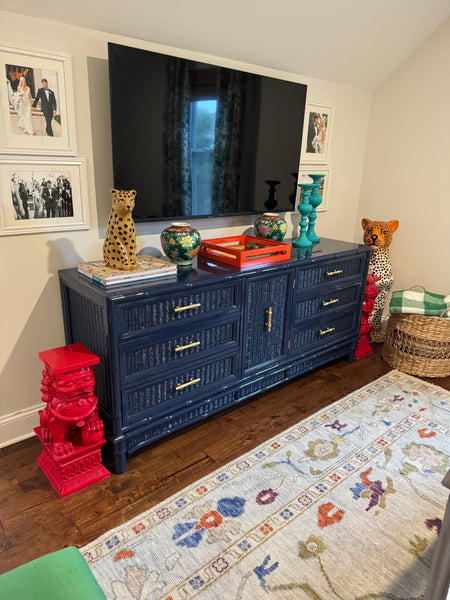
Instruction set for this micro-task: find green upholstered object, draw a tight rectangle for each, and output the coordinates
[0,546,106,599]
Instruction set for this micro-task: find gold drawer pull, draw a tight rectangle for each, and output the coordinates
[174,341,201,352]
[266,306,273,332]
[174,302,201,313]
[175,377,201,391]
[326,269,343,277]
[319,327,336,336]
[322,298,340,307]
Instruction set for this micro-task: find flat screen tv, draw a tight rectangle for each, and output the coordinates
[108,42,307,222]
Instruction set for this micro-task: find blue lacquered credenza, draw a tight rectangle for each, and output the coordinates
[58,238,370,473]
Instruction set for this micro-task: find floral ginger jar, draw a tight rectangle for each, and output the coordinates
[160,222,201,265]
[254,213,287,242]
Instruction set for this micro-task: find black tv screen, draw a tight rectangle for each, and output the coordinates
[108,42,307,221]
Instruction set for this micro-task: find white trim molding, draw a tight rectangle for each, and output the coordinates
[0,403,40,448]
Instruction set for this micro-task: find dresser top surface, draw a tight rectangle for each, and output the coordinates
[59,237,369,299]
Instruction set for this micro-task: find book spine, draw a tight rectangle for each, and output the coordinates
[78,270,104,285]
[103,270,177,285]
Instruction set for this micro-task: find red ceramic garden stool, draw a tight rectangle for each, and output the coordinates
[354,274,381,360]
[35,343,110,498]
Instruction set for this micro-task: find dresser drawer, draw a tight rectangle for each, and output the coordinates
[290,311,360,355]
[115,281,241,341]
[295,254,366,290]
[293,282,363,324]
[119,316,240,385]
[121,352,239,427]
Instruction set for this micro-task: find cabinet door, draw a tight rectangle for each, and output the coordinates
[243,271,291,373]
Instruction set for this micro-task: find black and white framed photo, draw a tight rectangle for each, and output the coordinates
[301,102,333,164]
[0,44,77,155]
[0,158,88,235]
[298,167,332,212]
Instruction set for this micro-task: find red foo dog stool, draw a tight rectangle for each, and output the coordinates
[354,274,381,360]
[35,343,110,498]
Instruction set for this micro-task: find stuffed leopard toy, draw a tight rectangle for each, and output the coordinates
[103,189,137,270]
[362,218,399,343]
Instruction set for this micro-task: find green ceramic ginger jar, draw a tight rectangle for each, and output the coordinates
[160,222,201,265]
[254,213,287,242]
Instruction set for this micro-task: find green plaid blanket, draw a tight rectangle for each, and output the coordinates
[390,289,450,317]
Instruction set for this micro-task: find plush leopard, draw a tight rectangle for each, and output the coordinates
[103,189,137,270]
[362,218,399,343]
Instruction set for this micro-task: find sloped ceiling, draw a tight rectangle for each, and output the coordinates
[1,0,449,90]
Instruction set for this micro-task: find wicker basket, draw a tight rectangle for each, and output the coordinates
[382,309,450,377]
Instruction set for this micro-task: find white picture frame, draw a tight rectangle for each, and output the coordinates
[298,167,332,212]
[0,44,77,156]
[301,102,333,164]
[0,157,89,235]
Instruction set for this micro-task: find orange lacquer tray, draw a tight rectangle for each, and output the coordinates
[199,235,291,268]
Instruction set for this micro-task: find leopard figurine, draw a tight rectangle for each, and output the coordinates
[362,218,399,343]
[103,189,137,270]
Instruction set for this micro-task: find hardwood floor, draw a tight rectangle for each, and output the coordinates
[1,346,449,574]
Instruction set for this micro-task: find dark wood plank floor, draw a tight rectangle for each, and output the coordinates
[1,347,449,574]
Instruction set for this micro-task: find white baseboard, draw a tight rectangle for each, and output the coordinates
[0,404,41,448]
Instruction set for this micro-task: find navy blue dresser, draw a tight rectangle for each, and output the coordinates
[59,238,370,473]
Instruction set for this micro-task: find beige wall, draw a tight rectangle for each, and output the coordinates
[356,18,450,295]
[6,10,445,447]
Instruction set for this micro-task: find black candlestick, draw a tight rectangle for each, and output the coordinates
[289,172,298,207]
[264,180,281,210]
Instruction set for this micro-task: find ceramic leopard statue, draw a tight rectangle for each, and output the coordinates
[362,218,399,343]
[103,189,137,270]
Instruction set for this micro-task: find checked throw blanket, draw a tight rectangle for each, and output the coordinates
[390,289,450,317]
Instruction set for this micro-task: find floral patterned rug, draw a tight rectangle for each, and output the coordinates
[81,370,449,600]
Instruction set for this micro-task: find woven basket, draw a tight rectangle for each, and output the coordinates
[382,309,450,377]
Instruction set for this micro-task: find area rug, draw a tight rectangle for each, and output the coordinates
[82,370,450,600]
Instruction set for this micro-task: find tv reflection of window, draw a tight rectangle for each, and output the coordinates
[190,99,216,216]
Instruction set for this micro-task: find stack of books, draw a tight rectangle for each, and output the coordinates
[77,255,177,286]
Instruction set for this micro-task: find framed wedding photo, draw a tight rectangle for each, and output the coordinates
[0,158,89,236]
[298,167,332,212]
[0,44,77,156]
[301,102,333,164]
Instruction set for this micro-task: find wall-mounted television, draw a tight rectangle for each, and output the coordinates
[108,42,307,222]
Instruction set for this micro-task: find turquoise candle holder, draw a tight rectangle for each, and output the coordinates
[306,174,325,243]
[293,182,313,247]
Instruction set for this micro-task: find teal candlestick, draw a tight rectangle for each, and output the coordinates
[307,174,325,243]
[295,245,313,260]
[293,182,313,247]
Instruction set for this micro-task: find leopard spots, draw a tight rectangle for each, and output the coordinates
[103,189,137,270]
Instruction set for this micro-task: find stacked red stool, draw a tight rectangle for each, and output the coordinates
[35,343,110,498]
[354,274,381,360]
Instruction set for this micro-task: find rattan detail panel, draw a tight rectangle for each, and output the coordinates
[287,348,345,378]
[291,312,356,351]
[119,283,240,339]
[294,285,361,321]
[126,393,236,453]
[295,255,365,289]
[120,319,239,380]
[123,355,237,424]
[66,290,110,416]
[240,371,285,398]
[243,273,289,370]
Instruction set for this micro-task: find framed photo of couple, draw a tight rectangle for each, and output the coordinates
[0,157,89,236]
[301,102,333,164]
[0,44,77,156]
